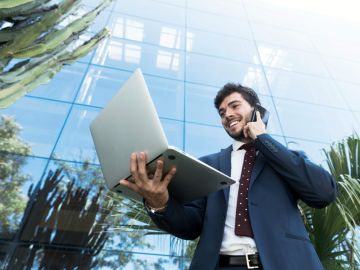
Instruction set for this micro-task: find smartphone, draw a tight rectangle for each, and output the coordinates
[250,103,270,127]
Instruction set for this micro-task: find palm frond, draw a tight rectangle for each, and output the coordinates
[300,133,360,269]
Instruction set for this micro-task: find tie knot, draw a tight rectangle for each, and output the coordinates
[239,143,255,152]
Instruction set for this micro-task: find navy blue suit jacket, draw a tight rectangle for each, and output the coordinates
[148,134,338,270]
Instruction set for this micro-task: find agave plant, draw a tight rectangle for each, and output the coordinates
[300,134,360,270]
[0,0,113,108]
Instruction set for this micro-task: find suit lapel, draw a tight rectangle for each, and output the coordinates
[219,145,232,203]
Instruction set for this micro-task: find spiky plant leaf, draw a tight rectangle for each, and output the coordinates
[0,28,109,108]
[299,134,360,269]
[0,0,113,108]
[0,0,33,9]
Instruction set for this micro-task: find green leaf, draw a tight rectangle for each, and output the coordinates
[0,0,33,9]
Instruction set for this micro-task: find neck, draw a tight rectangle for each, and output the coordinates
[239,138,252,144]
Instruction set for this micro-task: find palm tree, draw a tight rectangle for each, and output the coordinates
[300,134,360,270]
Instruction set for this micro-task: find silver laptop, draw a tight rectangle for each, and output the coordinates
[90,69,235,203]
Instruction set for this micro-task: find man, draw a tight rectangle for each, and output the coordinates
[120,83,338,270]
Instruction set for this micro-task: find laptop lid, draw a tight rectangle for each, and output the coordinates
[90,69,168,189]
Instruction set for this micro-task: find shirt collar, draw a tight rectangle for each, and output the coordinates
[232,140,245,151]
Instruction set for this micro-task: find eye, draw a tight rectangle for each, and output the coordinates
[219,109,225,117]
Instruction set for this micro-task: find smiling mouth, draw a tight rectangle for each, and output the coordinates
[229,120,240,128]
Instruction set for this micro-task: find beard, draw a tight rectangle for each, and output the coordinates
[225,114,252,141]
[226,128,245,141]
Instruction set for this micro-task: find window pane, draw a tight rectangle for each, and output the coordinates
[186,53,270,93]
[76,67,132,107]
[286,137,331,167]
[274,98,360,143]
[266,68,348,109]
[258,42,330,77]
[114,0,186,26]
[185,123,232,158]
[53,105,99,163]
[29,62,87,102]
[92,38,185,80]
[187,9,251,38]
[108,13,185,49]
[0,97,70,157]
[186,29,260,64]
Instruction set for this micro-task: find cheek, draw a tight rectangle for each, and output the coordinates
[240,109,252,120]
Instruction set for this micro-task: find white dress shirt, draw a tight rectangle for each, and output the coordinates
[219,140,258,255]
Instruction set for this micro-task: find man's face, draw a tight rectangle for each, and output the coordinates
[218,92,253,141]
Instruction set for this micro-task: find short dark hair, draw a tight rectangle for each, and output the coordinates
[214,83,260,110]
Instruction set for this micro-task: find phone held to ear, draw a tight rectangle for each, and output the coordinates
[251,103,270,127]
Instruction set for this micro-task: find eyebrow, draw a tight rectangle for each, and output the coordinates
[218,100,241,115]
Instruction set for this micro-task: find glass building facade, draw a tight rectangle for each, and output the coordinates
[1,0,360,269]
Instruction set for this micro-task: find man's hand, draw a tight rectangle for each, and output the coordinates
[119,152,176,208]
[243,111,266,140]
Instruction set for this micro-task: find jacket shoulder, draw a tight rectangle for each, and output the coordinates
[199,152,220,161]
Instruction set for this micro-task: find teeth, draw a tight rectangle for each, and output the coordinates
[229,120,239,127]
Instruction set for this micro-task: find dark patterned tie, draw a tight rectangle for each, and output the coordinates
[234,143,256,237]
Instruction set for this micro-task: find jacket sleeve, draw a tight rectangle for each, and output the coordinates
[145,195,206,240]
[255,133,338,208]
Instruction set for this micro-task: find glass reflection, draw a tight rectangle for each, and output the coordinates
[0,115,109,268]
[0,116,32,240]
[186,53,269,94]
[0,114,191,269]
[186,31,195,52]
[257,43,330,77]
[286,137,331,166]
[275,98,360,143]
[258,45,287,70]
[124,44,142,64]
[112,18,145,42]
[53,106,100,163]
[30,62,88,102]
[76,67,132,107]
[92,38,185,80]
[0,153,188,269]
[109,13,185,50]
[0,97,71,158]
[2,169,108,269]
[186,29,260,64]
[336,81,360,112]
[186,9,252,39]
[159,27,182,49]
[241,66,266,90]
[106,40,142,64]
[265,68,348,109]
[156,50,180,71]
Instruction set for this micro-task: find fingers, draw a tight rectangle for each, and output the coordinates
[163,166,176,186]
[153,159,164,183]
[243,124,250,138]
[119,179,141,193]
[256,111,262,123]
[126,153,172,201]
[245,112,266,140]
[130,152,139,181]
[137,152,148,180]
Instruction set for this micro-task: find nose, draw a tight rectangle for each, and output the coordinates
[224,107,234,119]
